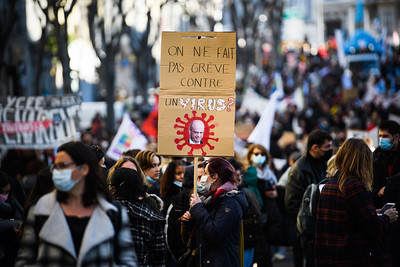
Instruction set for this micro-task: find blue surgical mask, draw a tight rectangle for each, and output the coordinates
[197,182,206,194]
[173,181,182,187]
[146,176,156,184]
[379,138,393,151]
[52,168,81,192]
[252,155,266,165]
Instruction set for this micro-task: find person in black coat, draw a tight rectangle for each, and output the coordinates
[285,129,333,267]
[382,173,400,265]
[372,120,400,208]
[182,158,248,267]
[0,170,23,266]
[160,160,186,216]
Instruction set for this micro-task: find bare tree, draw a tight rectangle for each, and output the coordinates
[87,0,127,131]
[128,0,167,108]
[0,0,18,67]
[227,0,284,72]
[0,0,20,95]
[34,0,77,95]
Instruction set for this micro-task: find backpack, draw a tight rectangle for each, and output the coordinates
[296,179,328,237]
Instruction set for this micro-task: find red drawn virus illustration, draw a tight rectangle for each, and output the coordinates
[174,111,219,156]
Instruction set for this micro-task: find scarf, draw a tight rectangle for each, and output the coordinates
[244,166,264,208]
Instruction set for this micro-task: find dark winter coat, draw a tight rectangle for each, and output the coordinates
[0,195,23,265]
[372,147,400,208]
[285,153,327,221]
[315,175,391,266]
[241,187,263,249]
[189,183,248,267]
[165,188,191,261]
[161,183,182,216]
[382,174,400,265]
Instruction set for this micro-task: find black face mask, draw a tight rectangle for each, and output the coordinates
[321,149,333,162]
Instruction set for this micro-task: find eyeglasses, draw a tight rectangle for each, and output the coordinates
[50,162,76,172]
[253,152,264,156]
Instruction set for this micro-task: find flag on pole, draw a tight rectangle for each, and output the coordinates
[238,87,270,117]
[141,94,159,139]
[247,72,284,150]
[106,112,148,161]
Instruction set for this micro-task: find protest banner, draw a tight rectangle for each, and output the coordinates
[0,95,81,151]
[158,32,236,157]
[106,112,148,161]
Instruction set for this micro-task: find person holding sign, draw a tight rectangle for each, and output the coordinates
[189,120,205,144]
[181,158,248,266]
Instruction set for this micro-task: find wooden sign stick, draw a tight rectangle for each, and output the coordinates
[193,157,198,195]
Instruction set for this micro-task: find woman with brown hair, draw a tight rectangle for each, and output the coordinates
[16,141,137,266]
[183,157,248,266]
[315,138,398,266]
[108,156,162,214]
[160,159,186,216]
[243,144,280,265]
[107,156,150,188]
[110,167,166,266]
[135,150,162,197]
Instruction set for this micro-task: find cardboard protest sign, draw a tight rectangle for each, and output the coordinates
[158,32,236,156]
[0,95,81,150]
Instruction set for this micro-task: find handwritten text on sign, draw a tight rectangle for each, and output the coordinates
[158,32,236,157]
[160,33,236,90]
[164,97,235,112]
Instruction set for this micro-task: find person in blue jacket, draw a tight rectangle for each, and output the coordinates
[182,157,248,266]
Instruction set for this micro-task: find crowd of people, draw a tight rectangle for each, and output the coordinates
[1,45,400,266]
[0,118,399,267]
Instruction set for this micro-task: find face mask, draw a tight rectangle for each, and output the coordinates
[379,138,393,151]
[200,175,212,191]
[321,149,333,162]
[197,182,206,194]
[203,181,212,192]
[200,175,208,189]
[173,181,182,187]
[146,176,156,184]
[52,168,81,192]
[0,193,8,202]
[252,155,266,165]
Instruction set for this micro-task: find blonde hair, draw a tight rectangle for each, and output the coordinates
[107,156,150,187]
[334,138,373,193]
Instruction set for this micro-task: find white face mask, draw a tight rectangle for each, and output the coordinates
[200,175,212,192]
[52,168,81,192]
